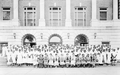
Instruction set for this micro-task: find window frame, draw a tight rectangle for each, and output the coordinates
[101,41,110,45]
[49,6,62,27]
[2,7,11,20]
[23,6,36,26]
[118,0,120,19]
[74,6,87,27]
[99,7,108,21]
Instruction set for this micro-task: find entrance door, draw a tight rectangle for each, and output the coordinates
[49,34,62,46]
[75,34,88,46]
[0,42,8,57]
[23,34,36,47]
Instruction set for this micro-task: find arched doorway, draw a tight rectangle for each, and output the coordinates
[48,34,62,46]
[22,34,36,47]
[74,34,89,46]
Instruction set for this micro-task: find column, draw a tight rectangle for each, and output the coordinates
[65,0,72,27]
[92,0,97,20]
[13,0,19,26]
[13,0,18,21]
[113,0,118,20]
[39,0,45,27]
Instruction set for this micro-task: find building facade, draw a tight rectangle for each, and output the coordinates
[0,0,120,53]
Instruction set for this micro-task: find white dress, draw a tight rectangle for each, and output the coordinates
[12,52,16,63]
[17,52,23,64]
[106,52,111,64]
[54,55,59,66]
[49,55,53,65]
[7,51,12,65]
[33,51,38,65]
[71,55,75,65]
[116,50,120,60]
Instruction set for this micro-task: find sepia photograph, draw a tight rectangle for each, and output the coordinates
[0,0,120,75]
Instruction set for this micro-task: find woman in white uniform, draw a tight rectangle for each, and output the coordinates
[11,50,16,66]
[6,50,12,66]
[54,53,59,67]
[17,50,23,66]
[49,53,54,67]
[70,53,76,67]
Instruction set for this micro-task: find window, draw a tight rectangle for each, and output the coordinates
[74,7,86,26]
[3,7,10,20]
[24,7,36,26]
[102,41,110,45]
[118,0,120,19]
[99,8,107,20]
[49,7,62,26]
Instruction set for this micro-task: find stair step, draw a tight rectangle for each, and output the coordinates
[0,57,7,66]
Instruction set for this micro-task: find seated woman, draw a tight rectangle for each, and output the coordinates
[65,53,71,68]
[60,53,65,68]
[37,54,44,68]
[70,53,76,67]
[54,53,59,67]
[48,53,54,68]
[75,54,79,67]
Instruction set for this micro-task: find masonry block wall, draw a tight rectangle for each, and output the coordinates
[0,0,120,48]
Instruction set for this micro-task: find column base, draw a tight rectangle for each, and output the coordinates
[39,19,45,27]
[12,19,20,26]
[65,19,72,27]
[91,19,99,26]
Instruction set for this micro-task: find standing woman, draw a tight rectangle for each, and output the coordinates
[65,52,70,68]
[17,49,23,66]
[60,52,65,68]
[44,53,49,68]
[54,53,59,67]
[6,49,12,66]
[70,53,76,67]
[49,53,54,68]
[11,50,16,66]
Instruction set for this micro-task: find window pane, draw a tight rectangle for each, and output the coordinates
[100,12,107,20]
[3,8,10,10]
[53,7,58,10]
[24,19,26,26]
[78,19,83,26]
[3,11,10,20]
[74,7,86,26]
[49,7,62,26]
[53,19,58,26]
[75,12,77,19]
[118,0,120,19]
[84,19,86,26]
[78,8,83,10]
[53,12,58,19]
[27,19,33,26]
[102,42,110,45]
[84,12,86,19]
[78,12,83,19]
[27,7,32,10]
[24,7,36,26]
[27,12,33,19]
[100,8,107,10]
[24,12,26,19]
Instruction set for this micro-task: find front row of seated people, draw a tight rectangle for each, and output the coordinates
[4,44,119,68]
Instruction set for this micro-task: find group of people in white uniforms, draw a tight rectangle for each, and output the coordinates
[2,44,119,67]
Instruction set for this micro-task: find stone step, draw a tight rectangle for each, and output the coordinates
[0,57,7,66]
